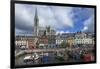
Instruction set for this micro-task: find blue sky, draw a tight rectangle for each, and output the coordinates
[15,4,94,35]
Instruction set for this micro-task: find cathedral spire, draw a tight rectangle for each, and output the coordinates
[34,8,38,22]
[34,8,39,36]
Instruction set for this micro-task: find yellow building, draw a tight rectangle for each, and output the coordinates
[67,36,74,47]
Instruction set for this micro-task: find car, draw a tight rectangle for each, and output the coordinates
[23,55,34,63]
[20,45,26,50]
[39,44,45,49]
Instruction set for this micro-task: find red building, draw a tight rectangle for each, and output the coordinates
[39,35,48,45]
[28,39,36,49]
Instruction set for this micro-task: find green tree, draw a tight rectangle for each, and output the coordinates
[46,26,50,32]
[61,41,66,48]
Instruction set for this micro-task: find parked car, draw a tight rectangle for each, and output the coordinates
[20,45,26,50]
[23,55,34,63]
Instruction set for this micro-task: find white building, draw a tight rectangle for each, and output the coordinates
[74,38,93,45]
[56,34,63,45]
[15,36,28,49]
[74,32,94,45]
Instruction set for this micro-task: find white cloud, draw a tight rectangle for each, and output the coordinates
[52,6,74,28]
[37,6,74,31]
[82,26,88,31]
[82,15,94,32]
[56,30,70,35]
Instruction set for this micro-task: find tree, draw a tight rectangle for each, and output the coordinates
[46,26,50,32]
[61,41,66,48]
[43,30,46,36]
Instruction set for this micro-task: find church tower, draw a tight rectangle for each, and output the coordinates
[34,8,39,36]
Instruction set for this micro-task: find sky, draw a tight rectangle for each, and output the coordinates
[15,4,95,35]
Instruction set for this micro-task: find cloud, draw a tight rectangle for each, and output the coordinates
[15,4,35,34]
[82,26,88,31]
[82,15,94,32]
[37,5,74,30]
[56,30,70,35]
[51,6,74,28]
